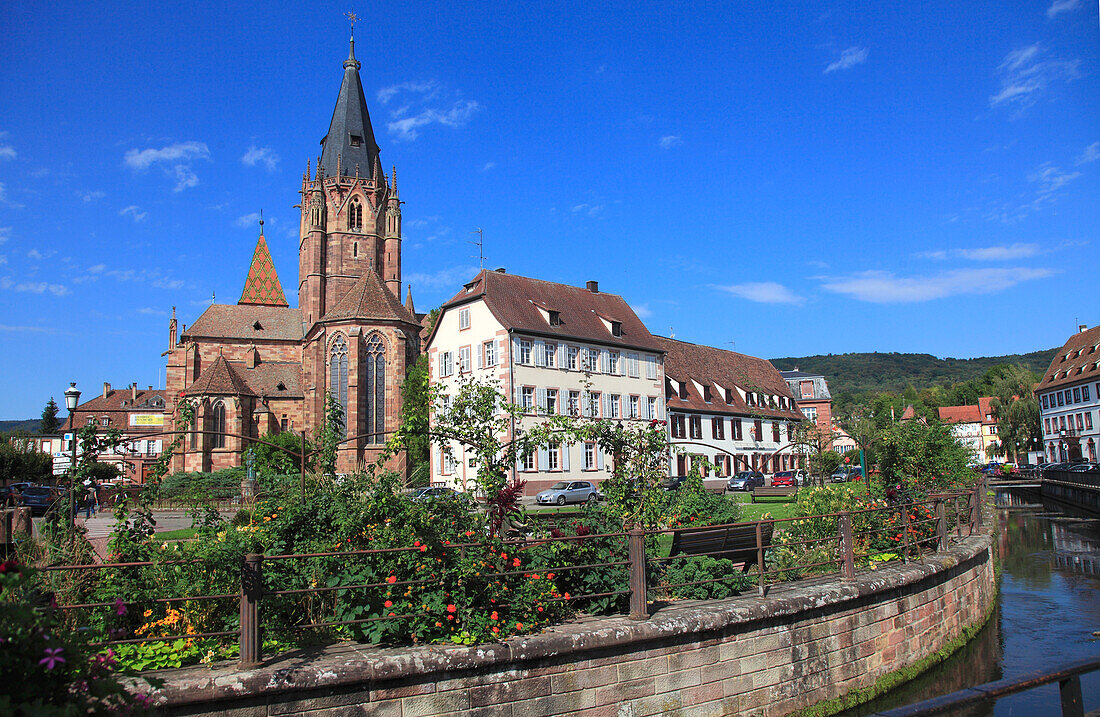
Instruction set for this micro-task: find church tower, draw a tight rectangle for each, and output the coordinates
[298,32,402,328]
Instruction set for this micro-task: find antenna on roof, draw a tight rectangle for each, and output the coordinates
[669,326,675,339]
[725,340,736,351]
[211,291,215,306]
[469,228,485,270]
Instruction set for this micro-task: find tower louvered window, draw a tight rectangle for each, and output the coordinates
[211,401,226,449]
[330,335,349,435]
[363,335,386,443]
[349,198,363,232]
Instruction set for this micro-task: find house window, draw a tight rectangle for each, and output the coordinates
[521,387,534,411]
[733,419,743,440]
[609,394,620,419]
[585,348,600,372]
[1074,387,1082,403]
[676,454,687,476]
[211,401,226,448]
[609,352,619,374]
[610,321,622,337]
[567,346,578,370]
[523,452,537,472]
[753,419,762,441]
[584,443,596,470]
[349,134,362,147]
[443,453,455,475]
[1084,385,1091,402]
[329,335,349,436]
[458,308,471,330]
[1044,418,1051,435]
[546,389,558,415]
[281,416,288,431]
[545,343,557,368]
[568,390,580,416]
[439,351,454,377]
[647,396,657,420]
[802,406,817,422]
[677,381,688,400]
[1078,413,1085,431]
[1043,394,1049,409]
[484,340,496,367]
[548,310,561,326]
[703,385,712,403]
[712,417,724,440]
[689,415,702,439]
[459,346,471,373]
[100,417,110,427]
[672,414,686,439]
[645,355,657,380]
[800,380,813,399]
[519,340,532,365]
[772,422,781,442]
[1086,412,1093,430]
[629,396,639,419]
[363,334,386,443]
[547,443,560,471]
[587,392,601,417]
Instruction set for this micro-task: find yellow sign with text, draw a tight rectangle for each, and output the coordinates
[129,414,165,427]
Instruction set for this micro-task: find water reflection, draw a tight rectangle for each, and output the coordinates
[840,489,1100,717]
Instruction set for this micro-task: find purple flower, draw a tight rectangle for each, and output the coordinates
[39,647,66,670]
[114,598,126,616]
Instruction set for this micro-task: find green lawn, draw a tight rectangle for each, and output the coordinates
[730,492,797,522]
[155,527,197,541]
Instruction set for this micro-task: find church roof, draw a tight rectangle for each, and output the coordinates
[321,269,417,324]
[319,37,380,179]
[184,304,303,341]
[239,230,288,307]
[186,355,255,397]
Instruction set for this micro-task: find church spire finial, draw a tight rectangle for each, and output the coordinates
[259,209,264,235]
[344,11,361,70]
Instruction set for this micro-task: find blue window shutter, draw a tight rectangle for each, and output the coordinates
[534,340,545,366]
[641,397,650,420]
[562,444,570,471]
[537,388,547,412]
[558,343,566,367]
[538,447,548,471]
[512,337,521,364]
[597,450,605,470]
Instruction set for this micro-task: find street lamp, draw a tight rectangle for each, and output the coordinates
[63,382,81,527]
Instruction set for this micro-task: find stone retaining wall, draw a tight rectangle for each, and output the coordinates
[144,534,995,717]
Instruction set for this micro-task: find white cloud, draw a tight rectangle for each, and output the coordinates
[0,227,9,244]
[571,203,604,217]
[377,81,440,105]
[78,190,106,203]
[0,277,70,296]
[380,82,480,140]
[958,243,1039,261]
[0,181,21,208]
[1076,141,1100,165]
[27,248,57,261]
[1029,162,1080,197]
[405,265,479,290]
[1047,0,1080,18]
[820,267,1052,303]
[659,135,683,149]
[88,264,106,274]
[990,44,1079,109]
[137,307,167,316]
[388,100,481,141]
[0,145,15,160]
[824,46,868,74]
[124,141,209,191]
[119,205,147,222]
[241,145,279,171]
[631,303,653,319]
[236,212,262,228]
[481,162,496,172]
[0,324,59,333]
[713,282,804,305]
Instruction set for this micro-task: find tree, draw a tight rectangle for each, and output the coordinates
[0,435,52,484]
[399,354,431,482]
[315,393,345,477]
[252,430,313,479]
[40,398,61,435]
[788,421,838,487]
[877,418,973,490]
[989,364,1042,464]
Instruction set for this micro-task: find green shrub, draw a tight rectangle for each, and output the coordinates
[658,556,754,600]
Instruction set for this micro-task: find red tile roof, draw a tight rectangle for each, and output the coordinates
[184,304,303,342]
[436,270,663,352]
[659,337,803,420]
[238,232,289,307]
[184,357,304,399]
[977,397,997,425]
[186,355,254,397]
[1039,325,1100,392]
[938,404,982,424]
[321,269,418,325]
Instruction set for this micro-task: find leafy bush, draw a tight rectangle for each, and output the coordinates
[657,556,754,600]
[156,468,242,501]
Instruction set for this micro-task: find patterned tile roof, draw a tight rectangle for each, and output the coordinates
[184,304,303,341]
[321,269,417,324]
[938,404,982,424]
[659,336,804,420]
[436,270,663,352]
[1039,325,1100,392]
[239,232,289,307]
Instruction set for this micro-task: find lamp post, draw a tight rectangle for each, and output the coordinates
[63,382,81,527]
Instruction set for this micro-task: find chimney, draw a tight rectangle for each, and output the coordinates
[586,280,599,293]
[1080,324,1088,333]
[494,267,506,273]
[131,383,138,401]
[102,382,111,399]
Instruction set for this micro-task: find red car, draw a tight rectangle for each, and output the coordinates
[771,471,797,487]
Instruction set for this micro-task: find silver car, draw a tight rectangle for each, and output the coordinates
[535,481,601,506]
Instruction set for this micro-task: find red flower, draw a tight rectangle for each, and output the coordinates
[0,560,20,574]
[446,614,455,621]
[516,622,524,630]
[512,557,521,568]
[413,540,421,547]
[420,545,428,552]
[386,576,397,584]
[492,626,500,634]
[447,604,457,613]
[384,600,393,608]
[490,611,499,620]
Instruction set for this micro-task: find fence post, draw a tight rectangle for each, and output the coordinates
[901,504,911,563]
[838,512,855,580]
[755,522,766,596]
[935,499,947,552]
[1060,675,1084,717]
[627,527,648,620]
[239,553,264,667]
[971,485,982,529]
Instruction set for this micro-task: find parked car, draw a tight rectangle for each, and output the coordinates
[726,471,765,492]
[662,476,689,491]
[409,486,475,508]
[771,471,797,488]
[829,466,862,483]
[535,481,600,506]
[20,485,66,515]
[1068,462,1099,473]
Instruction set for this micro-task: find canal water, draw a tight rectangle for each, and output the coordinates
[842,488,1100,716]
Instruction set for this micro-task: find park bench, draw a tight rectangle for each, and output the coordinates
[751,486,797,503]
[668,521,774,572]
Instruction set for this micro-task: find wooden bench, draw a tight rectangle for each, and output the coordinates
[751,486,798,503]
[668,522,774,572]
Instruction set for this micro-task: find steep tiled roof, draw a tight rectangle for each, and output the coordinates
[185,355,255,397]
[321,269,417,324]
[977,397,997,425]
[659,337,803,420]
[184,304,303,342]
[239,232,288,307]
[73,388,166,414]
[938,405,982,424]
[900,405,916,421]
[437,270,663,352]
[1039,325,1100,391]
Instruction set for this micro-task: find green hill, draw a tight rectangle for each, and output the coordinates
[769,349,1058,396]
[0,419,42,435]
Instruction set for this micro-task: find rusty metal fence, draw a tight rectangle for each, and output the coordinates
[37,485,983,667]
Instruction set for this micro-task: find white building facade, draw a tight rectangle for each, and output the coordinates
[426,270,666,494]
[1037,325,1100,464]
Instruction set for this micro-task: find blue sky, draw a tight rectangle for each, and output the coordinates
[1,1,1097,418]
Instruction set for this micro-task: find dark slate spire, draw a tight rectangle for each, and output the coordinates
[319,34,381,179]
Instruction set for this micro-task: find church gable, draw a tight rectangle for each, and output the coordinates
[239,228,289,307]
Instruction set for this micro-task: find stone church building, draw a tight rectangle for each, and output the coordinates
[165,37,421,474]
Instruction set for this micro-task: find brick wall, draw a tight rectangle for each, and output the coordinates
[146,534,995,717]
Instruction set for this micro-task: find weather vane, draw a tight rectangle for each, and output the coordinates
[345,11,359,36]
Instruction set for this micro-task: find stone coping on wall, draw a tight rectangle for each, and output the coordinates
[136,533,992,710]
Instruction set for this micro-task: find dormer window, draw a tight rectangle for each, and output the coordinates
[703,385,712,402]
[724,388,734,403]
[549,310,561,327]
[276,381,287,391]
[349,134,362,147]
[611,321,622,337]
[678,381,688,400]
[253,321,263,330]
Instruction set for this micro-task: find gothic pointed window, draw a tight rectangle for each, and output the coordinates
[211,401,226,449]
[349,198,363,232]
[362,334,386,443]
[329,335,349,435]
